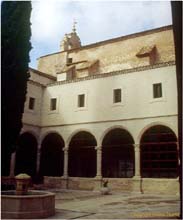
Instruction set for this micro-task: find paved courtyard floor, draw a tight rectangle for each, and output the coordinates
[44,189,180,219]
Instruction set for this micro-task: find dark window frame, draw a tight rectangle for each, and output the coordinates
[67,58,73,64]
[50,98,57,111]
[78,94,85,108]
[153,83,162,98]
[113,89,122,103]
[28,97,35,110]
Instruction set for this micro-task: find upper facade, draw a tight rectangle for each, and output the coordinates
[22,25,177,128]
[37,25,175,80]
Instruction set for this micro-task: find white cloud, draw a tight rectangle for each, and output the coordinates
[30,1,172,68]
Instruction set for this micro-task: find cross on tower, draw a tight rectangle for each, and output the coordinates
[72,19,77,32]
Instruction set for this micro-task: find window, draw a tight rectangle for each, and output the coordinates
[153,83,162,98]
[113,89,121,103]
[28,97,35,110]
[50,98,57,111]
[78,94,85,107]
[67,58,73,64]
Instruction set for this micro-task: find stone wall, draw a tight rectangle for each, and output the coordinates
[43,176,179,195]
[37,26,175,77]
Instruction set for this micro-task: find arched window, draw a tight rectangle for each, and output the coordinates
[40,133,64,176]
[140,125,178,178]
[102,128,134,178]
[15,132,37,179]
[68,131,97,177]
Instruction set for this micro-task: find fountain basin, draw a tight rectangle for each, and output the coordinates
[1,190,55,219]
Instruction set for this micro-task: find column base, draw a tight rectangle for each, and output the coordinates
[133,176,144,194]
[95,175,102,180]
[93,176,102,192]
[61,176,68,189]
[133,175,141,179]
[61,175,68,179]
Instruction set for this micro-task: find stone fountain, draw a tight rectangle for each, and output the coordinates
[1,173,55,219]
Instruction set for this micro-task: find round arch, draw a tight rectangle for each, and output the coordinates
[40,132,64,177]
[137,122,177,144]
[40,130,65,145]
[66,128,97,147]
[68,131,97,177]
[102,128,135,178]
[20,129,39,142]
[100,125,134,147]
[140,125,178,178]
[15,132,38,180]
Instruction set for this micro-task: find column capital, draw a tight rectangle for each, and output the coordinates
[95,146,102,151]
[134,143,140,149]
[63,147,69,152]
[38,144,42,150]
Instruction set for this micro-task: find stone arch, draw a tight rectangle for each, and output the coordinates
[15,132,38,180]
[102,127,135,178]
[100,125,134,147]
[40,130,65,145]
[39,132,64,177]
[20,129,39,143]
[137,122,177,144]
[68,130,97,177]
[66,128,97,147]
[140,125,178,178]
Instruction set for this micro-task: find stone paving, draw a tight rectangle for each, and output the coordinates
[44,189,180,219]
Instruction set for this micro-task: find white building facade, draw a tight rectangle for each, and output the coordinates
[13,25,179,194]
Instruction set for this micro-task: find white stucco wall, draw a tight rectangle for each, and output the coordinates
[40,65,177,126]
[22,82,44,126]
[22,64,177,146]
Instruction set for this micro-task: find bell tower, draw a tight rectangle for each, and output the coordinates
[60,20,81,51]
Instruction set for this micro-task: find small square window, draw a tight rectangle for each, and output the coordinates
[67,58,73,64]
[50,98,57,111]
[153,83,162,98]
[78,94,85,107]
[113,89,121,103]
[28,97,35,110]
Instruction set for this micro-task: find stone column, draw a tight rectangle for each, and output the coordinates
[36,145,41,174]
[9,152,16,177]
[95,146,102,178]
[63,147,69,178]
[176,142,180,165]
[134,144,141,178]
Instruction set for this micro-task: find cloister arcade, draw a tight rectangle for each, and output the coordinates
[102,128,135,178]
[15,132,37,180]
[68,131,97,177]
[39,132,64,177]
[14,124,179,182]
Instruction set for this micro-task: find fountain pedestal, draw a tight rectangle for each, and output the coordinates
[1,173,55,219]
[15,173,31,195]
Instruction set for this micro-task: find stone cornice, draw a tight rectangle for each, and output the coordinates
[48,61,175,87]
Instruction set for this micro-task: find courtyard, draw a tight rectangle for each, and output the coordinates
[40,189,180,219]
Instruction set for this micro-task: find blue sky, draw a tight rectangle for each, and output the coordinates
[29,1,172,69]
